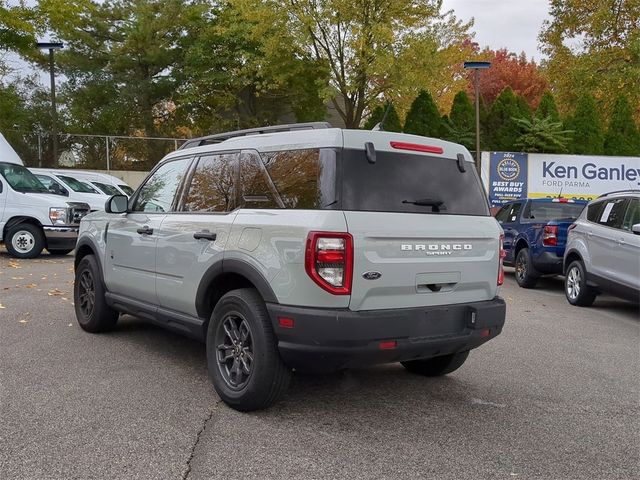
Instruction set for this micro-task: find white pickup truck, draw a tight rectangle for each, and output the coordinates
[0,134,90,258]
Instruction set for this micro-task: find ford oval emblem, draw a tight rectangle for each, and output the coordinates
[362,271,382,280]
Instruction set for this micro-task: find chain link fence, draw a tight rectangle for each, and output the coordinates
[4,129,188,172]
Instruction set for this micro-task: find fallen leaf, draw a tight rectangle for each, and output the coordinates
[11,277,24,280]
[24,283,37,288]
[19,319,28,324]
[0,303,5,309]
[48,288,66,296]
[68,323,73,327]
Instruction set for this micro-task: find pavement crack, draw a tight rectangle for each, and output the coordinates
[181,402,218,480]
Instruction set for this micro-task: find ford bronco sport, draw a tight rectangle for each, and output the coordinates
[73,123,506,411]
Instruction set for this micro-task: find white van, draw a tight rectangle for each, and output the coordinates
[67,171,135,197]
[0,161,90,258]
[29,168,109,211]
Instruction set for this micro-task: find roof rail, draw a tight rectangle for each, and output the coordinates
[179,122,333,150]
[597,189,640,198]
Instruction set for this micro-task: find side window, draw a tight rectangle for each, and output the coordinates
[239,151,282,209]
[597,198,629,229]
[494,205,511,224]
[622,198,640,231]
[132,157,191,213]
[508,202,522,222]
[183,153,237,212]
[586,201,605,223]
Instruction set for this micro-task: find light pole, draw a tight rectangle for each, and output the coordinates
[36,41,64,166]
[463,61,491,172]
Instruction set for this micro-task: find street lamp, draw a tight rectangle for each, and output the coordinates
[463,61,491,171]
[36,41,64,166]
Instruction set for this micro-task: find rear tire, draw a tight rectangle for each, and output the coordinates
[74,255,119,332]
[515,248,539,288]
[5,223,45,259]
[402,351,469,377]
[207,288,291,412]
[565,260,596,307]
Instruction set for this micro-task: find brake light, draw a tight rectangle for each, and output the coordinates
[389,141,444,154]
[542,225,558,246]
[498,234,506,286]
[305,232,353,295]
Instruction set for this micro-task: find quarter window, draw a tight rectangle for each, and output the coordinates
[597,198,629,229]
[586,201,605,223]
[183,153,237,212]
[132,157,191,213]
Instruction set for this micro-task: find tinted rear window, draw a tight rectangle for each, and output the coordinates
[528,202,585,221]
[341,150,489,215]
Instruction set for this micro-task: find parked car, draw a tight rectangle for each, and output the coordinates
[0,161,90,258]
[70,171,134,197]
[29,168,109,211]
[73,122,507,411]
[494,197,587,288]
[563,191,640,306]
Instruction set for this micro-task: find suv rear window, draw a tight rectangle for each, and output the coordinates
[341,150,489,216]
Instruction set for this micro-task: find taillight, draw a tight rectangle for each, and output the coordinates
[305,232,353,295]
[498,234,506,286]
[542,225,558,246]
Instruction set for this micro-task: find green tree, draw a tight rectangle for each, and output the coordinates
[565,93,604,155]
[0,0,38,52]
[442,91,475,148]
[513,116,572,153]
[604,94,640,156]
[237,0,474,127]
[540,0,640,123]
[485,87,528,151]
[363,103,402,132]
[403,90,442,137]
[536,91,560,122]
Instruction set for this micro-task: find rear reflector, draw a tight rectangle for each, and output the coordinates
[379,340,397,350]
[479,328,491,338]
[278,317,295,329]
[389,141,444,154]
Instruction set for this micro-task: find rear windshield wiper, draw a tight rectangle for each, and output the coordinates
[402,198,444,212]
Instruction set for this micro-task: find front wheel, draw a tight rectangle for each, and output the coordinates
[74,255,119,332]
[515,248,539,288]
[565,260,596,307]
[5,223,45,259]
[402,351,469,377]
[207,288,291,412]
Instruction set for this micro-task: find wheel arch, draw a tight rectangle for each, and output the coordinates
[74,237,105,280]
[563,249,583,275]
[195,258,278,325]
[3,216,43,239]
[514,238,529,258]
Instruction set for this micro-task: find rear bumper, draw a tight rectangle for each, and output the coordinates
[532,250,564,274]
[43,226,79,250]
[266,297,506,372]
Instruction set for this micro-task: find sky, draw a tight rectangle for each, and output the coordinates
[441,0,552,61]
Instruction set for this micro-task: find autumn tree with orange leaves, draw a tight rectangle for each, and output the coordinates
[466,48,549,109]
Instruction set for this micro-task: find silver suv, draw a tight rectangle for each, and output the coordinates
[564,191,640,306]
[73,123,506,411]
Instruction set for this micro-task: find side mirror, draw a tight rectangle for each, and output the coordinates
[632,223,640,235]
[105,194,128,214]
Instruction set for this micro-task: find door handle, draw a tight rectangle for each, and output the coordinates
[136,226,154,235]
[194,230,217,241]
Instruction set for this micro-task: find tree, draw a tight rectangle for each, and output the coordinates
[513,116,572,153]
[403,90,442,137]
[363,103,402,132]
[0,0,38,52]
[236,0,473,128]
[565,93,604,155]
[466,48,549,109]
[536,91,560,122]
[604,94,640,156]
[540,0,640,123]
[441,91,475,148]
[485,87,530,151]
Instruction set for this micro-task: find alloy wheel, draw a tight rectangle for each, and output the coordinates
[78,270,96,318]
[516,253,527,282]
[216,314,254,389]
[566,266,581,300]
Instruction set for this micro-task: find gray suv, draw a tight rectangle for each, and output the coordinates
[564,191,640,306]
[73,123,506,411]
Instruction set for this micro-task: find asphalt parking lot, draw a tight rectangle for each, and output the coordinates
[1,247,638,480]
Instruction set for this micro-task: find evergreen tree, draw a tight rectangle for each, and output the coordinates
[485,87,526,151]
[513,116,572,153]
[363,103,402,132]
[604,94,640,156]
[403,90,442,137]
[566,93,604,155]
[536,91,560,122]
[516,94,532,120]
[444,91,475,148]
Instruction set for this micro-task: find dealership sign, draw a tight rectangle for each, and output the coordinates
[481,152,640,207]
